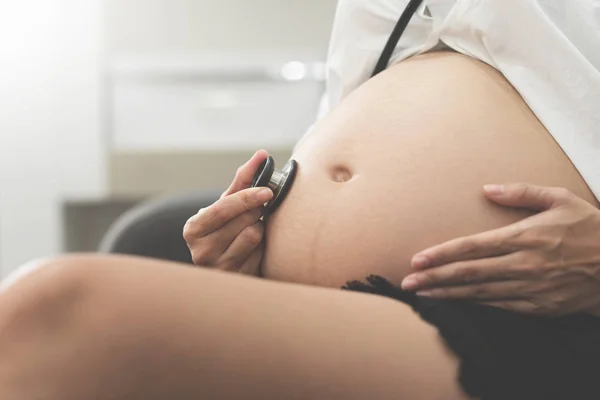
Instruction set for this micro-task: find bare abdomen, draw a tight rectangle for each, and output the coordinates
[262,52,597,288]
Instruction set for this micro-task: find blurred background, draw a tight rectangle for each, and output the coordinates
[0,0,337,277]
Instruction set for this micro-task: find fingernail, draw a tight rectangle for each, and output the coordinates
[257,188,273,202]
[412,255,431,269]
[484,184,504,195]
[401,275,419,291]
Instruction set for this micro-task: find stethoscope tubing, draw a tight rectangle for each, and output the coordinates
[250,1,421,213]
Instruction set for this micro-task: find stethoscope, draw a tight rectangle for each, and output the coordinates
[251,0,423,214]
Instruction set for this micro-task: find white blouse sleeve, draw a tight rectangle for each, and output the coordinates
[325,0,432,110]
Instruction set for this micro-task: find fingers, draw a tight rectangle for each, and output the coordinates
[184,187,273,239]
[183,188,272,266]
[479,300,544,315]
[238,247,264,276]
[403,253,524,291]
[411,223,527,269]
[411,184,582,270]
[221,150,269,198]
[415,281,578,317]
[221,223,265,271]
[416,280,529,301]
[480,296,573,317]
[482,282,594,317]
[185,206,263,265]
[482,183,574,211]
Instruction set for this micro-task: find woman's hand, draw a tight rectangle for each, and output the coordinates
[183,150,273,276]
[401,183,600,317]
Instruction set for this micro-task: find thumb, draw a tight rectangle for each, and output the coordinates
[221,150,269,198]
[482,183,562,211]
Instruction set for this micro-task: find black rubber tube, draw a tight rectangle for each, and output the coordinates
[371,0,424,77]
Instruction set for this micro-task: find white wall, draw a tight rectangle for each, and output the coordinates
[106,0,337,61]
[0,0,337,277]
[0,1,106,277]
[106,0,336,154]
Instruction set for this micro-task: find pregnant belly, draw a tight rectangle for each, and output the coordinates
[262,52,597,289]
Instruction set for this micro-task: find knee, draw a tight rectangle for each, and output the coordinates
[0,255,94,341]
[0,256,105,397]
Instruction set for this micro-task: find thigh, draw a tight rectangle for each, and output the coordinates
[0,255,469,400]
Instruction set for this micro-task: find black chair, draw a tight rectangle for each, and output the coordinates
[98,189,222,264]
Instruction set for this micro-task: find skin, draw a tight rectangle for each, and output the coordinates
[403,183,600,317]
[261,52,597,291]
[2,51,598,398]
[186,56,600,318]
[183,149,272,276]
[0,256,468,400]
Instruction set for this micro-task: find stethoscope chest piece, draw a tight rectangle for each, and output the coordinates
[251,156,298,214]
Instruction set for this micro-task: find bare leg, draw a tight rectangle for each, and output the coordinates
[0,255,469,400]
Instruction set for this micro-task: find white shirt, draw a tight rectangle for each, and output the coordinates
[305,0,600,201]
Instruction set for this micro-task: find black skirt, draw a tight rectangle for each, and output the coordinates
[343,276,600,400]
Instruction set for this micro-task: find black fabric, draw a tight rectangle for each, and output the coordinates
[343,275,600,400]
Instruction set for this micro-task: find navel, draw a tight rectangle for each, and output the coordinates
[329,165,354,183]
